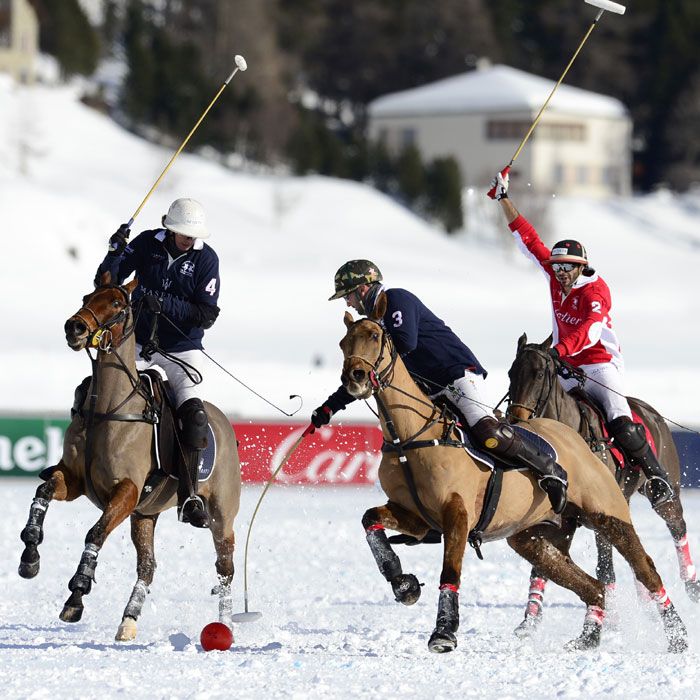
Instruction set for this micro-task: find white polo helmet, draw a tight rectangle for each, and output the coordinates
[163,198,209,238]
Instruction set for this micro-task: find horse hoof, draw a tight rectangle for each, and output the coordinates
[60,605,84,623]
[391,573,422,606]
[684,578,700,604]
[116,618,138,641]
[513,612,542,639]
[564,620,601,651]
[428,628,457,653]
[661,605,688,654]
[18,559,40,579]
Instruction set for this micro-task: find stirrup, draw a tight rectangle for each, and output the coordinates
[178,494,209,528]
[643,477,674,508]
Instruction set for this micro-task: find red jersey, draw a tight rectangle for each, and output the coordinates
[509,215,623,368]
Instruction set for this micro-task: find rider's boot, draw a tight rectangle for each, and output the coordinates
[472,417,568,514]
[607,416,674,508]
[176,398,210,528]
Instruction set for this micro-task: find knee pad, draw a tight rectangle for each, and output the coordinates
[471,417,515,452]
[607,417,647,458]
[177,398,208,449]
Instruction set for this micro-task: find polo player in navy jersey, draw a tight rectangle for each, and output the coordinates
[311,259,568,514]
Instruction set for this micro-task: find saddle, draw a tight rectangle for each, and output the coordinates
[567,387,657,474]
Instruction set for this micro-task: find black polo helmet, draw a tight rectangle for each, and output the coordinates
[547,239,588,266]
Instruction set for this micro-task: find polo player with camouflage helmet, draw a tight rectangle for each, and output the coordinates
[312,259,569,514]
[491,170,674,507]
[91,198,221,528]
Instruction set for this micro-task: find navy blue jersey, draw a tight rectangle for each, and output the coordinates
[382,288,485,388]
[323,286,486,412]
[96,229,220,352]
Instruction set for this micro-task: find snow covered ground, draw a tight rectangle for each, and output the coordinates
[2,480,700,699]
[0,75,699,426]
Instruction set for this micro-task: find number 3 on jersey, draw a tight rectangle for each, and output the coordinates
[392,310,403,328]
[205,278,217,296]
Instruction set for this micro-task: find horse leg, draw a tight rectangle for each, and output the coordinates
[427,493,469,654]
[116,512,160,641]
[649,497,700,602]
[513,518,578,638]
[211,521,235,625]
[585,512,688,653]
[362,501,430,608]
[508,529,606,651]
[60,479,139,623]
[19,464,82,579]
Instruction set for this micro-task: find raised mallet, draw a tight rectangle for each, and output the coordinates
[127,54,248,226]
[487,0,626,198]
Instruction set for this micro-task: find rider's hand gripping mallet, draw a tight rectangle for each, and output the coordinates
[487,1,626,198]
[230,423,315,623]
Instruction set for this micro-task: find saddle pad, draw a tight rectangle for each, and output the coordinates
[512,424,558,461]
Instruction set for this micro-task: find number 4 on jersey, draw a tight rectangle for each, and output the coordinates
[205,278,217,296]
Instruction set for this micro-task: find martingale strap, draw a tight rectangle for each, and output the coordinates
[467,468,504,560]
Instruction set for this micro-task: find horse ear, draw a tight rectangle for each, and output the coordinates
[369,291,387,321]
[517,332,527,351]
[343,311,354,329]
[541,334,553,350]
[100,271,111,286]
[125,278,139,296]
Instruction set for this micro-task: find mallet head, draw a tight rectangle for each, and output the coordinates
[585,0,626,14]
[235,55,248,72]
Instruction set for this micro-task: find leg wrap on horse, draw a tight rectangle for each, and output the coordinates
[366,527,422,604]
[176,398,210,528]
[472,417,568,514]
[428,586,460,653]
[607,416,674,507]
[20,497,49,546]
[68,543,99,595]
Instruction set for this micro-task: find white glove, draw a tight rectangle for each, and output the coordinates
[490,171,509,201]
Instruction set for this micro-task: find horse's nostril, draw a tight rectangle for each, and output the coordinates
[65,319,86,337]
[352,369,365,382]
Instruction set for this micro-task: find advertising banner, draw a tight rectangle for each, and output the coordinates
[1,416,699,487]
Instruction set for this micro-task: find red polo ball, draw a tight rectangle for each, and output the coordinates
[200,622,233,651]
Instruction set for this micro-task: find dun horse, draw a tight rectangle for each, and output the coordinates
[507,333,699,633]
[18,275,241,640]
[341,294,687,653]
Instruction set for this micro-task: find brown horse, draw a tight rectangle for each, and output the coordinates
[341,294,687,653]
[506,333,699,634]
[18,274,242,641]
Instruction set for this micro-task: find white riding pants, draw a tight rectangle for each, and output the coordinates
[136,345,206,409]
[432,371,493,427]
[558,361,632,422]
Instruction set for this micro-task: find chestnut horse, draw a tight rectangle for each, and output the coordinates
[506,333,699,634]
[18,274,241,641]
[341,294,687,653]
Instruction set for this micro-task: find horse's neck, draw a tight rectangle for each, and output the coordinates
[542,375,581,427]
[377,359,440,440]
[93,340,142,413]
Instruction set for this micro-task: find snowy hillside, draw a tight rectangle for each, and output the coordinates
[1,76,699,424]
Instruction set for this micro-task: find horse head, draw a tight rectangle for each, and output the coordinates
[339,291,394,399]
[506,332,557,421]
[64,272,139,352]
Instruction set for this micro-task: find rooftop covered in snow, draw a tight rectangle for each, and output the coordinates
[368,63,628,119]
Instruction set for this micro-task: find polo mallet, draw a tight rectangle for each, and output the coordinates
[230,423,315,623]
[126,54,248,228]
[487,0,626,198]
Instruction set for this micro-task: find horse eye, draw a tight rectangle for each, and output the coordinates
[371,332,379,341]
[537,371,544,379]
[112,300,121,308]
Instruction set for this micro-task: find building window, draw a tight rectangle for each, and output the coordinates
[576,165,589,184]
[538,122,586,141]
[486,121,531,140]
[400,128,416,148]
[553,163,565,185]
[0,0,10,49]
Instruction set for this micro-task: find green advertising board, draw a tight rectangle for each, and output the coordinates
[0,417,70,477]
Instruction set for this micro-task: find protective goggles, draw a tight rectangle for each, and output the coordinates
[551,262,580,273]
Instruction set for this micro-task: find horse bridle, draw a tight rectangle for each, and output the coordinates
[343,319,398,392]
[73,284,136,353]
[506,346,558,420]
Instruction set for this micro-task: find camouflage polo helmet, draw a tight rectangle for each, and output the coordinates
[328,259,383,300]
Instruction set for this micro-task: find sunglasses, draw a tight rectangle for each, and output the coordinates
[551,262,580,273]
